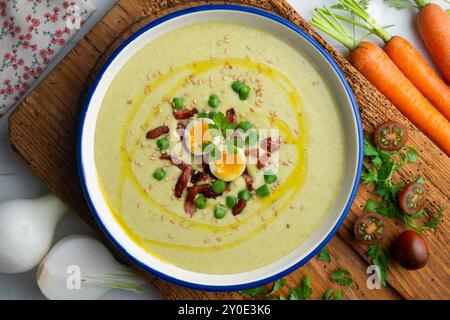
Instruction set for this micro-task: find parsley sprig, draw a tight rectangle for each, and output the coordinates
[208,111,235,137]
[366,243,389,286]
[239,275,313,300]
[318,246,331,263]
[331,268,356,287]
[289,275,313,300]
[362,139,444,235]
[323,288,343,300]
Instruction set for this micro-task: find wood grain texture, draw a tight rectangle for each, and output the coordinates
[8,0,449,300]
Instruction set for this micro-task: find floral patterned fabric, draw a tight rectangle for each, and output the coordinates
[0,0,95,118]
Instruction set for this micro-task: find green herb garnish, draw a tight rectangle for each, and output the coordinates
[362,139,445,235]
[208,111,235,137]
[289,275,312,300]
[318,247,331,263]
[270,278,287,294]
[239,286,267,297]
[366,243,389,286]
[323,288,343,300]
[331,269,355,287]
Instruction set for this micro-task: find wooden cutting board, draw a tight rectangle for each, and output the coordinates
[8,0,449,300]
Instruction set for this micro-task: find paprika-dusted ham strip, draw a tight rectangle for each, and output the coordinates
[190,171,210,184]
[242,172,254,191]
[175,165,193,198]
[173,108,198,120]
[160,153,187,170]
[226,108,237,125]
[176,122,186,139]
[261,137,280,154]
[232,199,247,215]
[146,126,169,139]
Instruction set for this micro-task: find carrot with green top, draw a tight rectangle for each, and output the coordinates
[311,6,450,156]
[335,0,450,121]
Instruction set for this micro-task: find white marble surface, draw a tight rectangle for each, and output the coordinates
[0,0,446,300]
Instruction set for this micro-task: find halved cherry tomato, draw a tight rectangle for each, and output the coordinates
[399,183,426,215]
[353,213,386,245]
[374,122,408,151]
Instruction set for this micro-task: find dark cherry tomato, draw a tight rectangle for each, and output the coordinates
[399,183,426,215]
[353,213,386,245]
[395,230,428,270]
[374,122,408,151]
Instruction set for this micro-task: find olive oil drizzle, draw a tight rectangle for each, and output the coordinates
[98,58,308,253]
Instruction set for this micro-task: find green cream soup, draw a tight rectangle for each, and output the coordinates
[95,22,345,274]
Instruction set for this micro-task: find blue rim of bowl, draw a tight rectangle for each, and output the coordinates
[77,4,364,292]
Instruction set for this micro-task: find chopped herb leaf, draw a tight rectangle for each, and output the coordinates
[323,288,343,300]
[318,247,331,263]
[416,176,426,184]
[289,275,312,300]
[323,288,334,300]
[331,269,355,287]
[367,244,389,286]
[270,278,287,294]
[363,198,379,213]
[239,286,266,297]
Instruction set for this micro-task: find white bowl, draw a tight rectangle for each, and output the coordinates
[78,5,363,291]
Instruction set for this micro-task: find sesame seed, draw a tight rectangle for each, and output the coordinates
[168,234,175,239]
[289,204,296,209]
[286,223,291,229]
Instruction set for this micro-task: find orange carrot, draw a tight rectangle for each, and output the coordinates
[350,41,450,156]
[384,36,450,121]
[416,3,450,84]
[335,0,450,121]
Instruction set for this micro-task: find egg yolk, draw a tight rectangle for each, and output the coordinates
[213,150,246,181]
[188,120,212,153]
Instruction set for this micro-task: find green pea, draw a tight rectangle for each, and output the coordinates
[226,196,237,208]
[238,189,252,202]
[214,204,228,219]
[231,80,244,93]
[264,173,278,184]
[194,195,207,209]
[156,137,170,151]
[212,180,227,194]
[208,94,219,108]
[172,97,184,110]
[197,112,208,118]
[238,120,253,132]
[256,184,270,198]
[152,168,166,181]
[239,85,251,100]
